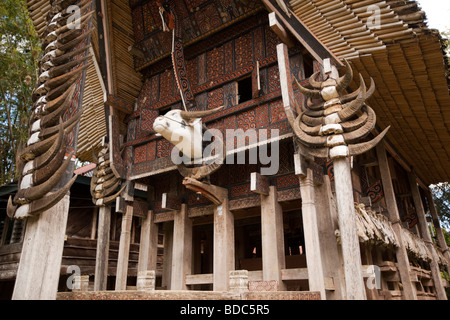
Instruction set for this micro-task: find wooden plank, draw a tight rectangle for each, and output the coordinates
[185,273,213,285]
[281,268,309,280]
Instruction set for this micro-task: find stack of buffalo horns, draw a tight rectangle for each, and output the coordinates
[90,146,125,206]
[292,59,390,159]
[7,0,93,219]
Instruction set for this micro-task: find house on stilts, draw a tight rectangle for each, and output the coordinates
[0,0,449,300]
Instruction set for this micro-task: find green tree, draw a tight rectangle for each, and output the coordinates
[430,182,450,233]
[0,0,41,185]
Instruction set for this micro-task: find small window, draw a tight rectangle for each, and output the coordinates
[237,76,253,104]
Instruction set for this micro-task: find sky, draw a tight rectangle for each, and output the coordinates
[416,0,450,32]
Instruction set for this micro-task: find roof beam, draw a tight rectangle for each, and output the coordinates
[262,0,343,67]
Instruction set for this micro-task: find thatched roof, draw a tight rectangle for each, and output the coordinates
[289,0,450,185]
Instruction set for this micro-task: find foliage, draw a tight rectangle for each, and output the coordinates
[430,182,450,232]
[0,0,41,185]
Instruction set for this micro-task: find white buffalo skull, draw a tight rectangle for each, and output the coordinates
[153,107,223,160]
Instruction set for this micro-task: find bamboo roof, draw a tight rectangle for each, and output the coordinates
[107,0,143,104]
[289,0,450,185]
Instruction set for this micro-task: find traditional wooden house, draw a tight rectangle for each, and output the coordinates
[0,0,449,300]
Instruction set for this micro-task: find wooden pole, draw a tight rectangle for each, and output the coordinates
[12,195,70,300]
[115,204,133,290]
[162,222,173,290]
[171,204,192,290]
[376,143,418,299]
[425,190,450,272]
[298,167,326,298]
[314,174,346,299]
[213,197,234,291]
[261,186,286,290]
[94,205,111,291]
[333,156,366,300]
[138,210,158,273]
[408,172,447,300]
[90,207,98,239]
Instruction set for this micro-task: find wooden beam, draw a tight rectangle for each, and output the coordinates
[12,195,70,299]
[277,43,301,121]
[214,195,235,291]
[261,186,286,290]
[297,164,326,299]
[408,172,447,300]
[376,143,418,300]
[115,204,133,290]
[161,193,182,211]
[425,190,450,271]
[94,205,111,291]
[171,204,192,290]
[263,0,343,67]
[268,12,295,48]
[250,172,269,196]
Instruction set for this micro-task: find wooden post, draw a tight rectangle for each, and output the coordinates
[214,197,235,291]
[408,172,447,300]
[94,205,111,291]
[333,156,366,300]
[138,210,158,273]
[162,221,173,290]
[314,174,346,299]
[260,185,286,290]
[12,195,70,300]
[297,165,326,299]
[376,143,417,299]
[171,204,192,290]
[426,190,450,272]
[115,204,133,290]
[90,207,98,239]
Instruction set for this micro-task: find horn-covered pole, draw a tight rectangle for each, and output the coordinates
[287,56,389,300]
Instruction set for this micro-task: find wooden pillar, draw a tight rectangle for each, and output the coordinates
[408,172,447,300]
[94,205,111,291]
[138,210,158,273]
[298,167,326,299]
[12,195,70,300]
[376,143,417,299]
[260,185,286,290]
[333,156,366,300]
[115,204,133,290]
[213,197,235,291]
[162,221,173,290]
[90,207,98,239]
[426,190,450,272]
[314,174,346,299]
[171,204,192,290]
